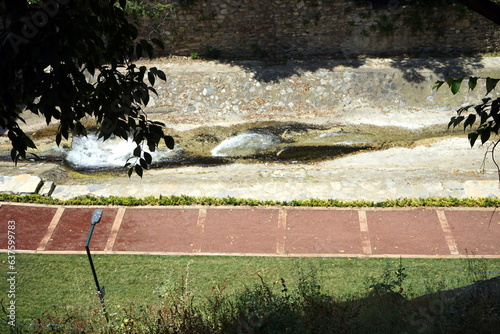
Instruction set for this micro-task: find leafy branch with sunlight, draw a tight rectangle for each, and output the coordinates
[0,0,173,177]
[435,76,500,181]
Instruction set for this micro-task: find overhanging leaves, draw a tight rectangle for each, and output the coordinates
[432,80,444,91]
[0,0,170,177]
[443,73,500,183]
[468,132,479,147]
[151,37,165,50]
[164,135,175,149]
[135,164,143,178]
[446,78,463,95]
[463,114,476,130]
[468,77,478,91]
[480,127,491,143]
[486,77,500,95]
[144,151,152,164]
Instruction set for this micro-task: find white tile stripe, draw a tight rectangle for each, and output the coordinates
[436,210,460,255]
[358,211,372,255]
[193,208,207,252]
[37,207,64,251]
[197,208,207,229]
[276,208,287,254]
[104,207,126,252]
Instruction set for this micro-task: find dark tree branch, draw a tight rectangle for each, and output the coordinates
[491,139,500,184]
[456,0,500,26]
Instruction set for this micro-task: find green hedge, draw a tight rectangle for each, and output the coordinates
[1,194,500,207]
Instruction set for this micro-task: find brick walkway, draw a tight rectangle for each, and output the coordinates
[1,203,499,257]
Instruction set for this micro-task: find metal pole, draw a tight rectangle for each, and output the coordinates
[85,209,109,322]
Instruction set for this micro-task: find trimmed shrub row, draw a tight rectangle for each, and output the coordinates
[1,194,500,207]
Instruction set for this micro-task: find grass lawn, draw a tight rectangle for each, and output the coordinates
[1,253,499,326]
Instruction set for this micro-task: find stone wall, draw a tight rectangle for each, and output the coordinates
[144,57,500,129]
[135,0,500,58]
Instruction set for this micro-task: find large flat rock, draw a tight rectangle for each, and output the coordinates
[0,174,42,194]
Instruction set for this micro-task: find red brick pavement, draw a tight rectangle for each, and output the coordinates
[1,203,499,257]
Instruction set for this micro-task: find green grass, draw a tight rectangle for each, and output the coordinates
[1,254,499,327]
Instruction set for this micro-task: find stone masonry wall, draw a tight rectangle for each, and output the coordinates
[135,0,500,58]
[143,58,500,129]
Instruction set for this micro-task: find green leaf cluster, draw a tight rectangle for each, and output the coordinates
[0,0,172,177]
[434,76,500,148]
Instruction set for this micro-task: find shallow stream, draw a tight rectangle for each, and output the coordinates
[0,121,453,172]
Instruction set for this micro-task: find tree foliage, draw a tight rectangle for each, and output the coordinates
[0,0,173,176]
[366,0,500,26]
[435,76,500,180]
[2,0,500,178]
[435,77,500,146]
[432,0,500,179]
[455,0,500,26]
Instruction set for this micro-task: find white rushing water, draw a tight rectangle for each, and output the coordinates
[63,134,175,168]
[211,133,279,157]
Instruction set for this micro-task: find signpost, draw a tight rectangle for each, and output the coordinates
[85,209,109,322]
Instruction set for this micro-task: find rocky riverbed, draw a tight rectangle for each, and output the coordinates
[1,57,500,201]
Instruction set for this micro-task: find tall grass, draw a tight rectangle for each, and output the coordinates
[1,255,499,333]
